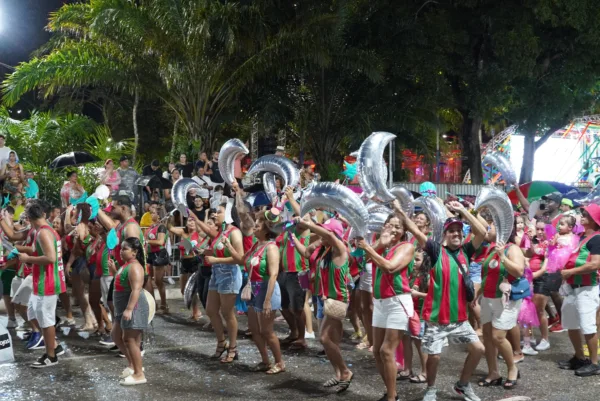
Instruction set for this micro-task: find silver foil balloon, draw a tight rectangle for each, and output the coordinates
[576,184,600,206]
[414,197,446,243]
[482,152,517,186]
[474,186,515,244]
[357,131,397,203]
[263,172,278,201]
[301,182,369,237]
[172,178,203,208]
[389,185,415,217]
[349,150,359,158]
[218,139,249,186]
[184,271,198,309]
[246,155,300,189]
[367,204,392,233]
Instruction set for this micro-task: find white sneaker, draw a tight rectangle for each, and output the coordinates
[167,277,175,285]
[442,338,449,347]
[536,339,550,351]
[305,331,316,339]
[522,344,538,356]
[6,319,17,329]
[120,367,145,379]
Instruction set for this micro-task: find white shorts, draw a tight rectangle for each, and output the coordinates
[101,276,114,306]
[358,263,373,293]
[562,285,600,335]
[480,297,522,331]
[10,276,33,306]
[422,321,479,355]
[372,293,413,330]
[27,294,58,329]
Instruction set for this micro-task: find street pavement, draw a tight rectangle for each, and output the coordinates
[0,299,597,401]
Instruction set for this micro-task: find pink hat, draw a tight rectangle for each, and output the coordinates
[320,218,344,238]
[584,204,600,227]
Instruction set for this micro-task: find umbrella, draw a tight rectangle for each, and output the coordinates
[507,181,578,205]
[135,175,173,189]
[49,151,100,169]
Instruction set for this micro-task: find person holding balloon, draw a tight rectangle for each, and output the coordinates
[357,199,415,401]
[398,201,486,401]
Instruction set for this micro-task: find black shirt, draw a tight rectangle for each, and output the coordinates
[190,208,206,221]
[176,162,194,178]
[424,239,477,266]
[582,235,600,255]
[209,160,223,183]
[142,165,163,179]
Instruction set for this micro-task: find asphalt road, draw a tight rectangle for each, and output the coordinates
[0,299,596,401]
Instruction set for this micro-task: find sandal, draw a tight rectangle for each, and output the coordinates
[356,341,371,350]
[220,346,238,363]
[323,378,339,387]
[250,362,271,372]
[336,373,354,393]
[289,342,307,351]
[478,377,502,387]
[409,374,427,384]
[397,370,411,381]
[280,336,298,345]
[503,370,520,389]
[266,363,286,375]
[210,340,228,359]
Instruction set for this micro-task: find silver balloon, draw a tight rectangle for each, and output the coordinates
[218,139,249,186]
[474,186,515,244]
[172,178,203,208]
[184,271,198,309]
[482,152,517,186]
[263,172,278,201]
[349,150,359,158]
[576,184,600,206]
[357,131,397,203]
[367,204,392,233]
[528,199,541,220]
[389,185,415,217]
[246,155,300,189]
[300,182,369,237]
[414,197,446,243]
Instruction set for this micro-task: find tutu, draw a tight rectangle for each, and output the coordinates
[518,268,539,327]
[546,234,578,273]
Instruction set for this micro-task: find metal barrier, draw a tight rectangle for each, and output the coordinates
[394,182,505,196]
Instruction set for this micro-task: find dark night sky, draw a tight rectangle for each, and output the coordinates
[0,0,69,77]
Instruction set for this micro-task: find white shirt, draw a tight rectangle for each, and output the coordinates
[192,175,213,198]
[0,146,15,169]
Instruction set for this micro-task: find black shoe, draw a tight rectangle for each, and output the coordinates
[317,349,327,358]
[30,353,58,368]
[575,363,600,377]
[109,345,120,352]
[55,344,65,357]
[377,394,398,401]
[558,356,590,370]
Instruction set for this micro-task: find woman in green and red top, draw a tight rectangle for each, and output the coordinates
[358,202,415,401]
[227,209,284,374]
[295,216,354,394]
[168,215,202,320]
[477,228,525,389]
[145,204,169,313]
[112,237,148,386]
[87,220,113,341]
[200,202,244,363]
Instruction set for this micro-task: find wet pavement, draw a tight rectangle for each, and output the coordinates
[0,300,596,401]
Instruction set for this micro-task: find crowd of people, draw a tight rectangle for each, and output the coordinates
[1,138,599,401]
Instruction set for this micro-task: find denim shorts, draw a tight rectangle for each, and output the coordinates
[208,264,242,294]
[468,262,482,284]
[249,280,281,312]
[313,295,325,319]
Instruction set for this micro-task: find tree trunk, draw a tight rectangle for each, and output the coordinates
[460,112,483,183]
[170,115,179,162]
[132,89,139,165]
[519,129,535,183]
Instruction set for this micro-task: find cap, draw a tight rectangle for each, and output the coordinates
[119,155,129,162]
[542,192,562,204]
[276,146,285,152]
[561,198,574,208]
[151,159,160,167]
[443,217,464,232]
[320,218,344,238]
[419,181,437,197]
[584,204,600,227]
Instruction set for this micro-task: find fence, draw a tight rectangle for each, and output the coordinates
[394,182,505,197]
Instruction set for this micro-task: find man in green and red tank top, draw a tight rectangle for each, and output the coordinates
[97,196,147,289]
[18,201,65,368]
[558,204,600,377]
[400,201,486,401]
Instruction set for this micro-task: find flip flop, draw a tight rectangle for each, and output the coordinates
[336,373,354,393]
[250,362,271,372]
[397,371,411,381]
[409,374,427,384]
[477,377,502,387]
[323,378,339,387]
[266,364,286,375]
[280,337,299,345]
[289,342,307,351]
